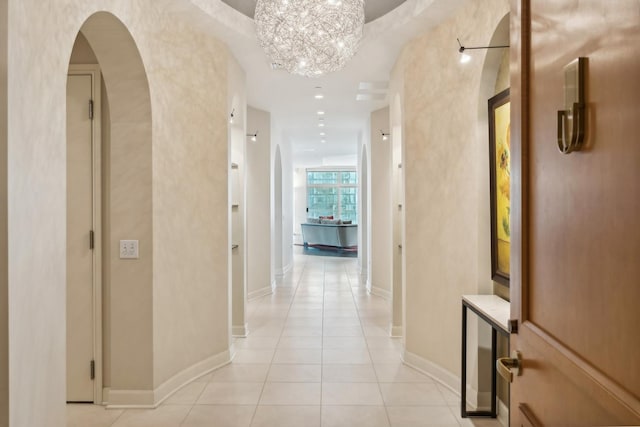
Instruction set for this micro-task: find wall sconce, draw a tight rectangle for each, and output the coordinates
[247,131,258,142]
[380,130,390,141]
[229,108,235,124]
[457,38,509,63]
[557,57,587,154]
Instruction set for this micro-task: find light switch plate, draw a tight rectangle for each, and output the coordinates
[120,240,139,259]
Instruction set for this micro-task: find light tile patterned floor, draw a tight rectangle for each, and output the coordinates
[68,252,502,427]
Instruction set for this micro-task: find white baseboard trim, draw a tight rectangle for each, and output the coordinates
[465,388,493,411]
[106,349,232,409]
[104,389,155,408]
[402,349,460,396]
[498,398,509,427]
[275,262,292,277]
[366,279,372,294]
[402,349,488,411]
[390,324,403,338]
[248,282,274,300]
[359,273,368,286]
[369,285,392,300]
[232,323,248,337]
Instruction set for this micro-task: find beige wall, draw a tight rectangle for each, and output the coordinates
[390,0,510,392]
[246,106,273,298]
[81,12,156,398]
[149,11,231,390]
[0,0,7,424]
[231,126,246,335]
[6,0,233,423]
[228,55,248,338]
[369,107,392,299]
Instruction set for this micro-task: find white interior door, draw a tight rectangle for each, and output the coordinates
[66,72,95,402]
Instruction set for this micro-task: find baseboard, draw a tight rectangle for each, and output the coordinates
[498,398,509,427]
[283,262,292,276]
[402,349,460,395]
[468,388,492,411]
[104,389,155,408]
[232,323,248,337]
[106,349,232,409]
[275,262,292,277]
[390,324,403,338]
[248,282,274,300]
[366,279,372,294]
[359,265,368,279]
[402,349,486,411]
[359,273,368,287]
[369,285,392,300]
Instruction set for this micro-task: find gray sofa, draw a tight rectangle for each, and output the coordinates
[301,222,358,248]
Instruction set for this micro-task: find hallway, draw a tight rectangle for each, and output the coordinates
[67,253,496,427]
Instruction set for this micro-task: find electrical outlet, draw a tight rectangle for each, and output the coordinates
[119,240,139,259]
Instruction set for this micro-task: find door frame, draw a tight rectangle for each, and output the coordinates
[68,64,103,404]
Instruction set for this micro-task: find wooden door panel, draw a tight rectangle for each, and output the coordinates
[67,73,95,402]
[511,0,640,424]
[512,327,639,425]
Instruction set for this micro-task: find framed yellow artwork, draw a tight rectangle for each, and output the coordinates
[489,89,510,286]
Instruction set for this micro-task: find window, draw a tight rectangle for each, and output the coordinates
[306,168,358,223]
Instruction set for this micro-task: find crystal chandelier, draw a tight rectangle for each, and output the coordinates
[255,0,365,78]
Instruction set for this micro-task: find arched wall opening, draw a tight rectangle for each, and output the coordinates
[68,11,154,405]
[359,144,369,282]
[477,12,510,299]
[475,11,511,414]
[391,93,404,338]
[273,145,284,277]
[229,94,247,337]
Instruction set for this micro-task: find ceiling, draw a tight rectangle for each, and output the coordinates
[187,0,469,166]
[220,0,408,23]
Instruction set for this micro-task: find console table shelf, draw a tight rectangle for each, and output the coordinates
[461,294,510,419]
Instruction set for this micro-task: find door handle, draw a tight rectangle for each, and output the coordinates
[497,350,522,383]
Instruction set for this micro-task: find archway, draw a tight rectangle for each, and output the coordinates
[473,11,510,414]
[229,96,246,336]
[477,12,510,297]
[359,144,369,283]
[273,145,284,277]
[66,11,153,405]
[390,94,404,338]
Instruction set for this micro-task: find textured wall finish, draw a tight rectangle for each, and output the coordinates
[389,0,509,384]
[0,0,8,425]
[146,9,231,391]
[81,11,155,395]
[6,0,232,423]
[246,106,273,299]
[369,107,392,299]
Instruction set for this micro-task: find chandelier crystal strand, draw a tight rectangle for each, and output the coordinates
[255,0,365,78]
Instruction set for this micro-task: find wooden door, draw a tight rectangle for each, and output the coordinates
[66,72,95,402]
[510,0,640,424]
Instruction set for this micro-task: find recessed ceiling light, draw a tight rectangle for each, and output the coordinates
[318,123,325,127]
[314,94,324,99]
[317,111,325,115]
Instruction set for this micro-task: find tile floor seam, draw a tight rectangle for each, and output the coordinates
[108,408,126,427]
[250,257,307,426]
[175,379,209,426]
[67,252,501,427]
[346,262,394,427]
[318,259,326,426]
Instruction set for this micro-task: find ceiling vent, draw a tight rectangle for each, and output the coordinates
[357,81,388,101]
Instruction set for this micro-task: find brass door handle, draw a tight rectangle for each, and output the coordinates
[497,350,522,383]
